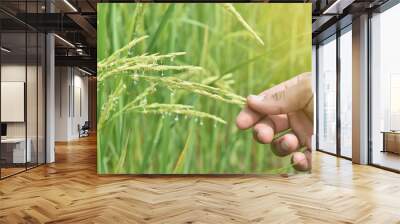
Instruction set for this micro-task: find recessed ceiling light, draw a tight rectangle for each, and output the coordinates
[1,47,11,53]
[78,67,93,76]
[322,0,354,15]
[63,0,78,12]
[54,34,75,48]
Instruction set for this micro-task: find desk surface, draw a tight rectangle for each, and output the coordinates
[381,131,400,134]
[1,138,27,143]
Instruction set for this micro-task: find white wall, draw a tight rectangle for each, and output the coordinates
[1,63,46,164]
[55,67,69,141]
[55,67,89,141]
[1,65,37,138]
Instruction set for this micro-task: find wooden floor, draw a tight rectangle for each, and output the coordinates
[0,167,26,178]
[1,135,400,223]
[373,150,400,171]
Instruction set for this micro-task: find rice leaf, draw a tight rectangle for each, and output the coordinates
[147,4,175,52]
[173,129,193,173]
[222,3,264,46]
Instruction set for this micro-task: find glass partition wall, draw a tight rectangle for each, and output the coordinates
[317,35,337,155]
[0,2,46,179]
[370,3,400,171]
[316,26,353,159]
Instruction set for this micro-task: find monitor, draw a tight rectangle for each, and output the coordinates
[1,123,7,137]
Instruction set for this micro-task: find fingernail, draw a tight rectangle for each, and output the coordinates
[280,140,289,151]
[249,94,263,101]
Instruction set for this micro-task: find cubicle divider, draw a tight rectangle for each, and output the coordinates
[0,1,46,179]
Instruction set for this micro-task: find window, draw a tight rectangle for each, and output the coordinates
[339,27,352,158]
[370,3,400,171]
[317,35,337,154]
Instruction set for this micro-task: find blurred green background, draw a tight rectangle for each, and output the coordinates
[97,3,311,174]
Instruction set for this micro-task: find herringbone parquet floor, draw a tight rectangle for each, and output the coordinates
[1,135,400,224]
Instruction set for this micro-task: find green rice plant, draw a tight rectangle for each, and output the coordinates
[98,35,244,130]
[133,103,227,124]
[97,3,311,174]
[97,80,126,131]
[132,75,246,105]
[222,3,265,46]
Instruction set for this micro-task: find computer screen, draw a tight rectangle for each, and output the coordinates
[1,123,7,137]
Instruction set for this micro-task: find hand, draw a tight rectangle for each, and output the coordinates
[236,72,313,171]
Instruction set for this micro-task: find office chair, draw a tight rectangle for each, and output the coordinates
[79,121,90,138]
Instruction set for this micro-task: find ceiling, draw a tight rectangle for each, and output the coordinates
[0,0,394,75]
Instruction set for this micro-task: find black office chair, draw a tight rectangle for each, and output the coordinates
[79,121,90,138]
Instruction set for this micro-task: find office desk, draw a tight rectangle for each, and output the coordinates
[1,138,31,163]
[382,131,400,154]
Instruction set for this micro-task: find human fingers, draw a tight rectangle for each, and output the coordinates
[271,132,300,157]
[253,114,289,144]
[236,107,262,130]
[247,72,313,116]
[291,150,311,172]
[287,110,313,149]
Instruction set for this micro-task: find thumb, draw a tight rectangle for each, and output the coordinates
[247,72,312,116]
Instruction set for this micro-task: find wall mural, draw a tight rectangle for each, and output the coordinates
[97,3,312,174]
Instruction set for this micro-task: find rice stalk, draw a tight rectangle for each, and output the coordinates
[98,52,187,73]
[202,73,235,91]
[108,83,158,120]
[99,63,203,83]
[133,75,246,105]
[98,35,149,66]
[173,130,193,174]
[122,103,226,124]
[116,128,132,173]
[98,80,127,130]
[127,3,144,40]
[222,3,264,46]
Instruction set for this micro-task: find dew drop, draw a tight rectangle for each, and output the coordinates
[175,116,179,121]
[200,120,204,126]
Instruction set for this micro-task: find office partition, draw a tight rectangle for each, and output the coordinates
[0,1,47,179]
[317,35,337,155]
[315,21,354,159]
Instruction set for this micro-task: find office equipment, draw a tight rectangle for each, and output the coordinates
[382,131,400,154]
[1,123,7,138]
[1,82,25,122]
[0,138,32,163]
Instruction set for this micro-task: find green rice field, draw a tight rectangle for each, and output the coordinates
[97,3,311,174]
